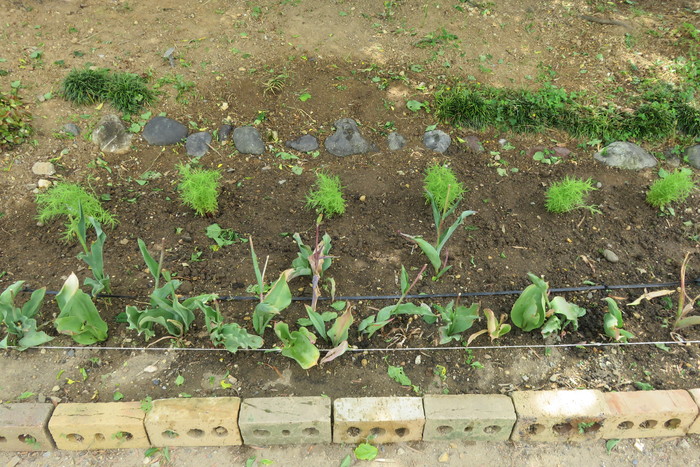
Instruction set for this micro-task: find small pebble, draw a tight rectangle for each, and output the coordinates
[602,249,619,263]
[438,452,450,463]
[361,359,368,367]
[415,355,421,365]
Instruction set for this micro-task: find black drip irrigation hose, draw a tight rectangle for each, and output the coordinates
[17,277,700,303]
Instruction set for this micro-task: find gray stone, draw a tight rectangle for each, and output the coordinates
[685,144,700,169]
[32,161,55,176]
[91,114,133,154]
[423,129,451,153]
[553,147,572,158]
[143,116,188,145]
[602,249,619,263]
[286,134,319,152]
[387,132,407,151]
[324,118,377,157]
[233,126,265,155]
[186,131,212,157]
[218,124,233,142]
[594,142,657,170]
[62,123,80,136]
[465,135,484,154]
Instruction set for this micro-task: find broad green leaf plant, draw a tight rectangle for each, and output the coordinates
[434,300,479,344]
[126,239,217,341]
[249,237,294,335]
[510,273,586,337]
[76,202,111,297]
[55,273,108,345]
[0,281,53,350]
[602,297,634,342]
[201,302,263,353]
[358,265,434,337]
[274,322,320,369]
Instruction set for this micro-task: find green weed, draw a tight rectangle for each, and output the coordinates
[36,182,117,242]
[646,168,695,209]
[107,72,155,114]
[60,68,110,105]
[305,172,346,218]
[0,81,32,148]
[545,177,600,214]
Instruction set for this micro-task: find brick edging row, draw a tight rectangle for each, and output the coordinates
[2,389,700,452]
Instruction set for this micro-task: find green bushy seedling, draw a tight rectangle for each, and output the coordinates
[36,182,116,242]
[177,164,222,216]
[60,68,110,105]
[646,168,696,209]
[106,72,155,114]
[305,172,346,218]
[545,176,600,214]
[423,164,465,210]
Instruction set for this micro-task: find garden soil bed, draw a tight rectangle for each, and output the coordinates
[1,0,699,411]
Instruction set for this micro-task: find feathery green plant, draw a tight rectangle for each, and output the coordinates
[36,182,116,242]
[423,164,465,211]
[545,176,600,214]
[305,172,346,218]
[177,164,222,216]
[646,168,696,209]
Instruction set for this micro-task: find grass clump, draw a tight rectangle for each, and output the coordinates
[177,164,222,216]
[306,172,346,218]
[60,68,110,105]
[646,168,696,209]
[36,182,116,241]
[423,164,465,210]
[545,177,599,214]
[0,85,32,149]
[107,72,155,114]
[60,68,154,114]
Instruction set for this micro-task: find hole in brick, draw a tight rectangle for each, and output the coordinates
[664,419,681,429]
[253,429,270,437]
[552,423,572,435]
[94,433,105,441]
[282,430,291,436]
[347,427,361,437]
[0,437,6,443]
[370,428,386,437]
[187,429,205,438]
[18,434,36,445]
[580,422,601,434]
[526,424,545,435]
[213,426,228,437]
[162,430,179,439]
[639,420,658,429]
[617,421,634,430]
[303,427,319,436]
[464,426,474,433]
[66,433,84,443]
[394,428,408,437]
[114,431,133,441]
[483,425,502,434]
[437,426,453,435]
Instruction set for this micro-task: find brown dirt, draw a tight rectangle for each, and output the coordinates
[1,0,700,462]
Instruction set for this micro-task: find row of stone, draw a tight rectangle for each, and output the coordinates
[89,114,453,158]
[2,388,700,452]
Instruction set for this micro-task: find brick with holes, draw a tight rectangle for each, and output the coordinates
[0,403,56,451]
[145,397,242,447]
[510,390,610,442]
[423,394,516,441]
[238,397,331,445]
[48,402,149,450]
[333,397,424,444]
[689,389,700,434]
[601,390,699,439]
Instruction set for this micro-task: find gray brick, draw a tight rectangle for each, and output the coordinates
[239,397,331,445]
[333,397,424,444]
[423,394,515,441]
